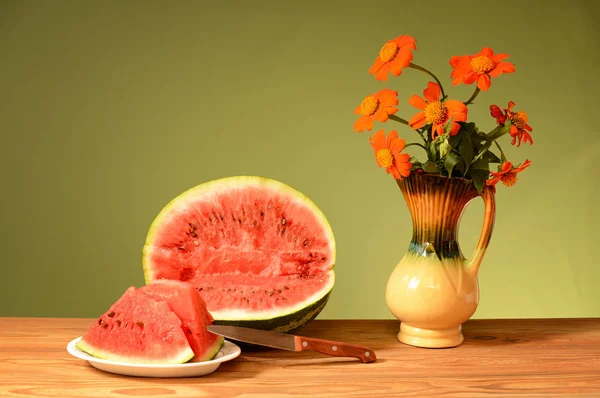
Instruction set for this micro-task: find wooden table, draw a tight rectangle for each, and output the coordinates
[1,318,599,397]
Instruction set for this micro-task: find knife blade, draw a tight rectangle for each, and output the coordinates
[207,325,377,363]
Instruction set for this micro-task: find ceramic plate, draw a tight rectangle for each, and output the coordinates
[66,337,241,378]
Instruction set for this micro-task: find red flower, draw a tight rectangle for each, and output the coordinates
[369,130,412,180]
[490,101,533,147]
[486,160,531,187]
[369,35,417,82]
[450,47,515,91]
[408,82,468,138]
[353,89,399,132]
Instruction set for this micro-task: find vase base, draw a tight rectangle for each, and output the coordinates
[397,323,464,348]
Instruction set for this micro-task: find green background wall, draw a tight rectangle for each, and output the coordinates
[1,0,599,320]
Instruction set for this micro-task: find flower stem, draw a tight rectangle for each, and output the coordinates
[464,87,480,105]
[405,142,428,151]
[493,140,507,163]
[389,114,409,125]
[408,63,446,98]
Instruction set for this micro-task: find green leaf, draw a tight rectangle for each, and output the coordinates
[471,151,490,171]
[459,133,474,173]
[467,169,490,194]
[462,122,478,134]
[423,161,438,173]
[444,151,462,177]
[487,151,501,164]
[428,140,437,162]
[439,139,451,158]
[444,117,454,136]
[448,126,466,148]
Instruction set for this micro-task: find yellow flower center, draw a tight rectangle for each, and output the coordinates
[511,111,528,130]
[379,42,399,63]
[360,95,380,116]
[376,149,394,168]
[501,172,518,187]
[424,101,448,124]
[470,56,495,74]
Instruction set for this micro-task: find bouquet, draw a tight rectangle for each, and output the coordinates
[354,35,533,193]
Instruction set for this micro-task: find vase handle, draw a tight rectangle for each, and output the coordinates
[466,185,496,277]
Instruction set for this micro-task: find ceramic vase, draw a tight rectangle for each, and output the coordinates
[385,172,496,348]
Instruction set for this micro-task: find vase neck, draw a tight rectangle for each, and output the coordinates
[397,173,479,259]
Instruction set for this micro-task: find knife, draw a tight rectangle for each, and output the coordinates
[207,325,377,363]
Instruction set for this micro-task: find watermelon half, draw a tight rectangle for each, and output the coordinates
[142,176,336,333]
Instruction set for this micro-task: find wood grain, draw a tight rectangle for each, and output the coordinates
[1,318,599,397]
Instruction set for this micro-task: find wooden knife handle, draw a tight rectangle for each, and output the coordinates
[294,336,377,363]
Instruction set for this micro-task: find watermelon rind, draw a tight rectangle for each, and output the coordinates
[195,337,225,362]
[75,337,195,365]
[141,176,336,332]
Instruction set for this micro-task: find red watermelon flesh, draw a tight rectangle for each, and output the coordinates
[76,286,195,364]
[139,280,223,362]
[143,177,336,324]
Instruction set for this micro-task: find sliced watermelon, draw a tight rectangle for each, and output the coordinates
[139,279,224,362]
[142,176,336,332]
[76,287,195,364]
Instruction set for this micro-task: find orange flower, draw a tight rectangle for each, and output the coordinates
[369,130,412,180]
[486,160,531,187]
[369,35,417,82]
[450,47,515,91]
[353,89,399,132]
[490,101,533,147]
[407,82,467,138]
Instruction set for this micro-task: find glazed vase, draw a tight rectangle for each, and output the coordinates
[385,172,496,348]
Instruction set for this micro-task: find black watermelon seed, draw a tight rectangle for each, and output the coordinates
[116,320,122,326]
[136,322,144,327]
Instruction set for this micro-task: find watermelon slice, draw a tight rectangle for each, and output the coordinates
[76,286,195,364]
[139,279,224,362]
[142,176,336,333]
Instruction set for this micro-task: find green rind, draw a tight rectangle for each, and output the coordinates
[75,337,195,365]
[194,335,225,362]
[212,289,332,334]
[141,176,337,332]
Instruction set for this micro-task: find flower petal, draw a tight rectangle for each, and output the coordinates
[514,159,531,172]
[393,35,417,50]
[449,121,462,136]
[477,74,492,91]
[354,115,373,132]
[374,109,389,123]
[369,57,384,76]
[492,53,510,63]
[408,95,427,110]
[376,89,399,103]
[463,71,478,84]
[489,104,504,119]
[369,129,386,149]
[423,82,441,102]
[408,112,427,129]
[480,47,494,58]
[386,130,399,148]
[489,62,516,77]
[391,137,406,153]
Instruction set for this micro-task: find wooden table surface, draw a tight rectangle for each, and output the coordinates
[1,317,599,397]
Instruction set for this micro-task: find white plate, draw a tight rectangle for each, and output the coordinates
[66,336,241,378]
